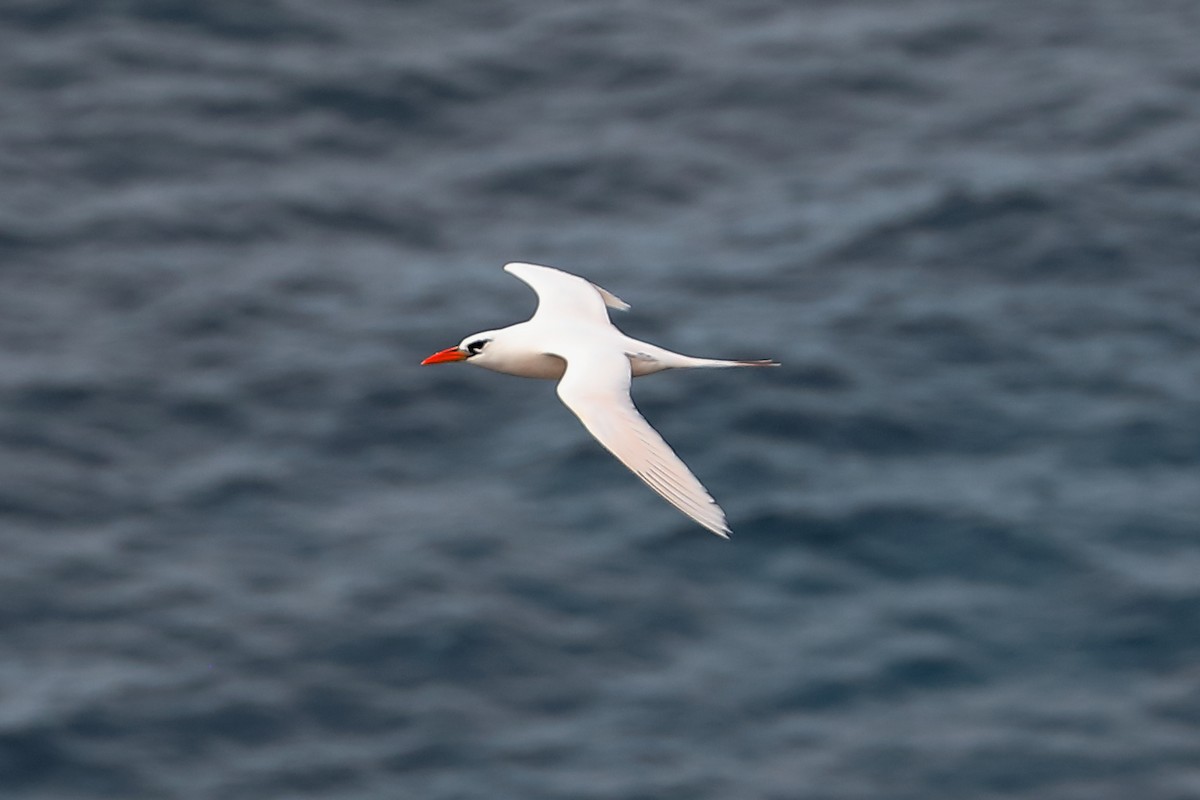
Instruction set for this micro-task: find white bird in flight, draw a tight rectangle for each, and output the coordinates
[421,263,778,538]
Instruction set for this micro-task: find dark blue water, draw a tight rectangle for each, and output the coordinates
[3,2,1200,798]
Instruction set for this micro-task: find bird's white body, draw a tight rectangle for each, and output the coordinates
[422,263,777,538]
[460,320,731,380]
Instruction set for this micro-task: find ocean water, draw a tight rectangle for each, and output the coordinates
[3,1,1200,798]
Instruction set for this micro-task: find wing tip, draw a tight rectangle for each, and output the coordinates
[704,506,732,539]
[596,286,631,312]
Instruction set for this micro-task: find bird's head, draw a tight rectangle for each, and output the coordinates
[420,331,496,366]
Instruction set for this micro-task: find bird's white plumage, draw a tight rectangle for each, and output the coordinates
[504,262,629,324]
[554,343,731,538]
[425,262,777,538]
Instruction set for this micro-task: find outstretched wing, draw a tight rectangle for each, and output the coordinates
[554,344,731,538]
[504,262,629,326]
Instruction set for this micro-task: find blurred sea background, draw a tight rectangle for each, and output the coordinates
[3,1,1200,798]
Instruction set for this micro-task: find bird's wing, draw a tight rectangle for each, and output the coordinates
[553,344,731,538]
[504,262,629,325]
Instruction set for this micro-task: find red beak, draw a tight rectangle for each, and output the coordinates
[421,346,469,365]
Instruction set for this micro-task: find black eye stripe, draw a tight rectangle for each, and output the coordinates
[467,339,488,354]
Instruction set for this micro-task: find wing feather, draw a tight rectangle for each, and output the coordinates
[554,346,730,538]
[504,262,629,325]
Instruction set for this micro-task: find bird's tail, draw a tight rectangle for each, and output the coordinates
[625,340,780,373]
[689,357,781,368]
